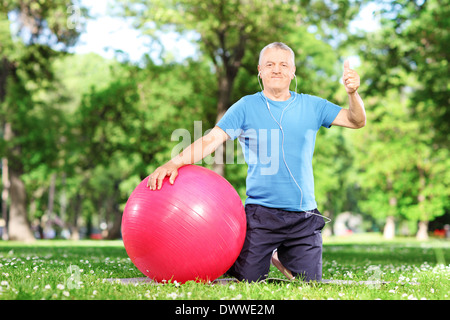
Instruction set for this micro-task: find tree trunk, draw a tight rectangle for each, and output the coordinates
[59,173,68,238]
[105,208,122,240]
[1,58,34,241]
[416,220,429,240]
[70,193,83,240]
[104,182,122,240]
[210,32,247,177]
[212,75,232,177]
[416,166,429,240]
[1,59,12,239]
[47,173,56,221]
[8,168,35,242]
[383,215,395,239]
[1,156,10,240]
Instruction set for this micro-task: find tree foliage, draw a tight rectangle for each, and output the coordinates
[350,0,450,238]
[0,0,85,241]
[0,0,448,241]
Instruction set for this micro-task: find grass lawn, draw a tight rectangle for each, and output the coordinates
[0,234,448,301]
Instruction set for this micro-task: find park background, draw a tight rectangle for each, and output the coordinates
[0,0,448,243]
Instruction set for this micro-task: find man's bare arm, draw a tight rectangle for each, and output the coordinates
[147,126,229,190]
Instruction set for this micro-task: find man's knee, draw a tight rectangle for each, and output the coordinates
[226,260,270,282]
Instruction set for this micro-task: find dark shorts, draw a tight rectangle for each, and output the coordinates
[226,204,325,282]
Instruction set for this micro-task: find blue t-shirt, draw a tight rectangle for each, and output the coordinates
[216,91,342,212]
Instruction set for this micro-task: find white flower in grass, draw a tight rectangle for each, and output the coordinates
[167,292,178,299]
[57,284,65,290]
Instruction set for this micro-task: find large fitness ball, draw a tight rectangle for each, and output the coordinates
[121,165,246,283]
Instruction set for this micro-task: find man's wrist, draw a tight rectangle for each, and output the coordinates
[170,156,184,168]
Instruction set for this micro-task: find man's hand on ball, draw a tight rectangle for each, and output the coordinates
[147,161,180,190]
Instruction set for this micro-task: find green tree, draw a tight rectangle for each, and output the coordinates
[64,56,216,238]
[353,84,449,239]
[377,0,448,147]
[351,0,450,238]
[0,0,85,241]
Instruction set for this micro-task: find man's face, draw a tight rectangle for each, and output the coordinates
[258,48,295,92]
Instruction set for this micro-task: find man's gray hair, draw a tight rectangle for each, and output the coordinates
[258,42,295,67]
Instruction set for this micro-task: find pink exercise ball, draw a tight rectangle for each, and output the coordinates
[121,165,246,283]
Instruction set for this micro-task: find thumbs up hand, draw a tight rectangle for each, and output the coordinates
[343,60,360,94]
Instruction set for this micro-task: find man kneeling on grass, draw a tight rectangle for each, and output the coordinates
[148,42,366,282]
